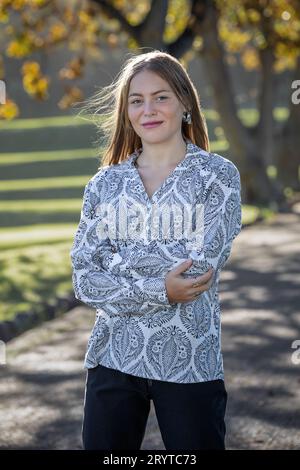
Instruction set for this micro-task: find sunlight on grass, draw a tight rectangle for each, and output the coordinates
[0,241,73,321]
[242,205,260,224]
[203,109,220,121]
[237,106,288,127]
[0,224,78,249]
[0,114,96,130]
[210,140,229,152]
[242,205,274,225]
[0,199,82,212]
[0,148,100,165]
[0,175,90,191]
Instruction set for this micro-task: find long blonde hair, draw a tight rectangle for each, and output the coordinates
[76,50,210,167]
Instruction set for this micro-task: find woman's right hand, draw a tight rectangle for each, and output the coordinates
[165,259,213,303]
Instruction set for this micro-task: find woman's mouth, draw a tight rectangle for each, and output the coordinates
[142,121,163,129]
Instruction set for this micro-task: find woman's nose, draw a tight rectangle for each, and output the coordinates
[143,101,156,113]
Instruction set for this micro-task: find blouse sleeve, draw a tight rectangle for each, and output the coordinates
[70,175,174,315]
[187,161,242,275]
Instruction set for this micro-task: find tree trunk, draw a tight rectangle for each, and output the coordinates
[199,2,284,206]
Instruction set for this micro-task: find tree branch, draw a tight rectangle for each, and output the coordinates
[90,0,139,40]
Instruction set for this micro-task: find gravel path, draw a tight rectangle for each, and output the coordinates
[1,208,300,450]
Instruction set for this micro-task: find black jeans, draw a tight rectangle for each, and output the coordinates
[82,363,227,451]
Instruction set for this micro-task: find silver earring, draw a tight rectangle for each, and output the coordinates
[182,111,192,124]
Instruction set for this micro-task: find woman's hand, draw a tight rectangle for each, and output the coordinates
[165,259,213,303]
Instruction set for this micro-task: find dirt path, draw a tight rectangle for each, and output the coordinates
[1,209,300,450]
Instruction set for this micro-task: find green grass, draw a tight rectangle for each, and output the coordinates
[241,205,274,225]
[0,199,82,228]
[0,110,278,322]
[0,148,99,165]
[0,224,78,250]
[237,106,289,126]
[0,199,82,211]
[0,241,73,321]
[0,114,96,130]
[0,175,90,191]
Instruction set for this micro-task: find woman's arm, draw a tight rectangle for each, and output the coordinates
[70,175,174,315]
[187,160,242,275]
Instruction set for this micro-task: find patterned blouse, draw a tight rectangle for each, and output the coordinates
[70,139,242,383]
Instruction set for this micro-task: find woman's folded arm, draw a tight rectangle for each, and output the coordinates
[70,176,174,314]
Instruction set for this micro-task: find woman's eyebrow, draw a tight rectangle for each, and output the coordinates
[128,89,171,97]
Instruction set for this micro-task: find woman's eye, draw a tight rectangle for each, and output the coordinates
[130,96,168,105]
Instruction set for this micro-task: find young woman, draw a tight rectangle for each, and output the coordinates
[70,50,242,450]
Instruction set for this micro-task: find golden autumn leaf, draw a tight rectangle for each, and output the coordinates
[241,47,260,70]
[11,0,26,11]
[6,35,33,57]
[30,0,47,6]
[21,60,40,76]
[58,86,84,110]
[48,23,68,42]
[0,99,20,120]
[21,61,50,99]
[0,8,9,23]
[59,57,85,80]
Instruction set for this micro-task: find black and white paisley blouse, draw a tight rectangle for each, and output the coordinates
[70,139,242,383]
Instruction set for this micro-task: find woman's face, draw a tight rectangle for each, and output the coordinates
[127,69,186,145]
